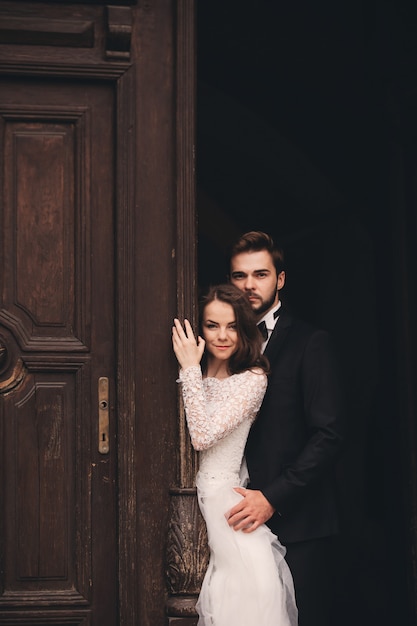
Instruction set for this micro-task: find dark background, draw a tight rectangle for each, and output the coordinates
[196,1,416,623]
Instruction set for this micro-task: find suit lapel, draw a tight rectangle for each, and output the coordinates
[264,306,292,362]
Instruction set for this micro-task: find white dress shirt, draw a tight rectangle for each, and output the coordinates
[258,302,281,352]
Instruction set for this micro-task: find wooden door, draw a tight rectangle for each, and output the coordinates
[0,1,192,624]
[0,77,118,625]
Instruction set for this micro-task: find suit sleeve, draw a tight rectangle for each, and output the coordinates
[262,330,345,514]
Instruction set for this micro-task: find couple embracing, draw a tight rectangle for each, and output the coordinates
[172,231,344,626]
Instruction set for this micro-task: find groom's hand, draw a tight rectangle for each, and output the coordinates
[227,488,275,533]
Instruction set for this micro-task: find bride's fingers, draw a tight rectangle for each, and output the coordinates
[173,318,184,334]
[183,319,197,342]
[172,324,182,340]
[172,328,187,352]
[172,328,181,347]
[174,318,197,344]
[173,319,189,344]
[173,324,198,362]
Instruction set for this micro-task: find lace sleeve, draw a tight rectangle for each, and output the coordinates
[178,366,267,451]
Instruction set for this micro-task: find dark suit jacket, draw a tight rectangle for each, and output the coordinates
[245,306,345,544]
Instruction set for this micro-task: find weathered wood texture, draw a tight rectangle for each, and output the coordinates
[0,1,189,625]
[164,2,205,624]
[132,0,189,623]
[0,76,118,625]
[0,1,184,626]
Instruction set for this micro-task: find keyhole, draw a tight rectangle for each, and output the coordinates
[98,377,109,454]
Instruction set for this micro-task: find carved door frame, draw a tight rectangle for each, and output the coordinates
[165,2,208,624]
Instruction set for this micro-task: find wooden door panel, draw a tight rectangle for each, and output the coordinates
[0,79,117,625]
[1,103,89,349]
[5,120,76,336]
[3,369,84,593]
[15,378,71,581]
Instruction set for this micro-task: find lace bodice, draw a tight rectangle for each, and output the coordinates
[178,366,267,480]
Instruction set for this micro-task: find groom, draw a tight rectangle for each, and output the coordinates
[227,231,344,626]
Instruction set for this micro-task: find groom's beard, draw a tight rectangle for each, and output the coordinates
[247,288,278,318]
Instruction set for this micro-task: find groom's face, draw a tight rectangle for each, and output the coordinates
[230,249,285,318]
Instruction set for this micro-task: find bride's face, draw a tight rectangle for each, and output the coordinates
[202,300,239,362]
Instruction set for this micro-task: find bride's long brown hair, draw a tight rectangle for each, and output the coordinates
[199,284,269,376]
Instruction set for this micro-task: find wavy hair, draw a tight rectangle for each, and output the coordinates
[199,283,269,376]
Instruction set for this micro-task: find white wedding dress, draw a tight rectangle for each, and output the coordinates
[179,366,298,626]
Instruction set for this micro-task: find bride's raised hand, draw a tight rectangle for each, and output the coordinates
[172,318,205,370]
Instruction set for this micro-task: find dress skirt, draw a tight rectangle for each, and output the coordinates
[196,471,298,626]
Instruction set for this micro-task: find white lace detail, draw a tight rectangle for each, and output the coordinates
[178,366,267,480]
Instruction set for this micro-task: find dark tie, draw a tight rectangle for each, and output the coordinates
[257,320,268,341]
[257,308,281,342]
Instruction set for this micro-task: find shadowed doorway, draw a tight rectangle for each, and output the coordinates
[197,2,414,623]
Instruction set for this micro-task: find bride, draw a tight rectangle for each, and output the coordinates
[172,284,298,626]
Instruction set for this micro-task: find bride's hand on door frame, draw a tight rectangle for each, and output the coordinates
[172,318,205,370]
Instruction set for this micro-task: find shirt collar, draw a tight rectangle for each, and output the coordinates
[258,301,281,330]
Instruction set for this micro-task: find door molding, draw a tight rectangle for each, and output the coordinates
[174,0,198,486]
[0,31,137,626]
[114,65,138,626]
[166,2,205,624]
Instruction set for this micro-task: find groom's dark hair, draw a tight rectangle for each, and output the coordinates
[230,231,285,275]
